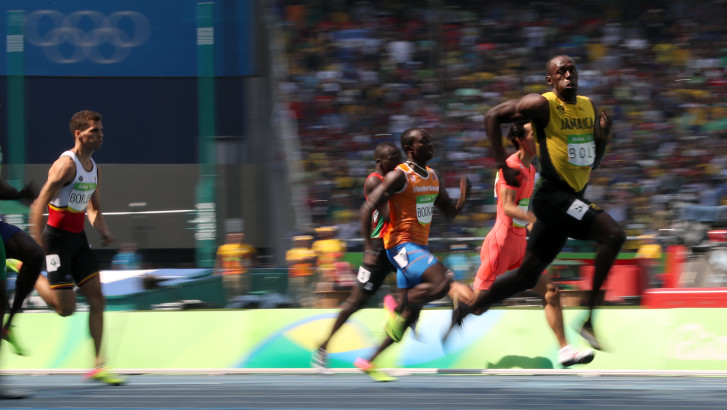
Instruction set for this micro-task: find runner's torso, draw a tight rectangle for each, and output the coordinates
[534,91,596,193]
[383,163,439,248]
[47,151,97,233]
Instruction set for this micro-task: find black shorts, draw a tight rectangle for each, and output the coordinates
[42,225,100,289]
[527,179,604,263]
[356,238,395,295]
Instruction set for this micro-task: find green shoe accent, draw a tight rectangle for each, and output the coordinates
[384,312,406,342]
[366,368,397,382]
[85,368,126,386]
[2,327,27,356]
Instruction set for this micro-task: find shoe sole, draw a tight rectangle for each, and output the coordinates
[560,354,595,367]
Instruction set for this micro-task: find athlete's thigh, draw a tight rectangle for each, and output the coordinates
[69,234,101,287]
[532,188,602,241]
[475,233,524,290]
[526,219,569,264]
[357,250,395,295]
[4,228,43,261]
[42,227,78,289]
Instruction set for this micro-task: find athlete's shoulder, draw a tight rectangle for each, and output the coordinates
[367,171,384,181]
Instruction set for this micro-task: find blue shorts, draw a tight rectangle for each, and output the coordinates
[0,219,22,243]
[386,242,439,289]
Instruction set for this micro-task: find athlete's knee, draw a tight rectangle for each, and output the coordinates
[544,283,560,307]
[85,294,106,312]
[57,303,76,317]
[432,278,450,300]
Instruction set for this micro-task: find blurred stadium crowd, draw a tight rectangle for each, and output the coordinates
[274,0,727,251]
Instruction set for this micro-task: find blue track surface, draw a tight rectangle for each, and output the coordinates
[2,373,726,409]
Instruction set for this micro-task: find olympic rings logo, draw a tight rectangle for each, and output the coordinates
[25,10,151,64]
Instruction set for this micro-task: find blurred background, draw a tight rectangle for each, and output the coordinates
[2,0,727,310]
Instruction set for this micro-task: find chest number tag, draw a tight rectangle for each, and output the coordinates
[416,194,436,224]
[567,134,595,167]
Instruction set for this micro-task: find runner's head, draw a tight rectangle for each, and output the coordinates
[508,122,535,156]
[374,142,402,174]
[545,55,578,102]
[400,128,433,163]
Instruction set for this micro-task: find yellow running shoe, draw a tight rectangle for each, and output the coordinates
[384,311,406,342]
[354,358,396,382]
[84,367,127,386]
[1,326,26,356]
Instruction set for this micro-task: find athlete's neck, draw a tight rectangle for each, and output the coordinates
[71,148,94,169]
[517,150,535,168]
[406,160,428,177]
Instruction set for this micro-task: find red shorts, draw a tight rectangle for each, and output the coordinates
[473,225,527,290]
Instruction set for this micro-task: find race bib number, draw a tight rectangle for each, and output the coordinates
[46,254,61,273]
[68,182,96,212]
[416,194,436,224]
[513,198,530,228]
[393,247,408,268]
[566,199,589,221]
[357,265,371,283]
[567,134,595,167]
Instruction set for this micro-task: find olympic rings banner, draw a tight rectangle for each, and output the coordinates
[0,0,256,77]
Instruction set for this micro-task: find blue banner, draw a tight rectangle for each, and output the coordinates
[1,0,255,77]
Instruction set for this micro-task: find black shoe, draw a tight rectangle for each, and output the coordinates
[442,298,469,343]
[579,321,603,351]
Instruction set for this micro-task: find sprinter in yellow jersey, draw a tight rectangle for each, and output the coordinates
[354,128,471,381]
[451,55,625,351]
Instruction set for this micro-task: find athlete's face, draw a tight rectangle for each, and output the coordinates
[410,130,434,163]
[379,146,403,174]
[520,123,536,155]
[546,56,578,102]
[76,120,103,151]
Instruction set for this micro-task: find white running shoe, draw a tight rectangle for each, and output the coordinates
[311,347,328,369]
[558,345,595,367]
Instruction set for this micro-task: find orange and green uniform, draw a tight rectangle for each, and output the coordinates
[384,163,441,289]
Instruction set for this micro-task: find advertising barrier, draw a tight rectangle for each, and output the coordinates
[2,308,726,372]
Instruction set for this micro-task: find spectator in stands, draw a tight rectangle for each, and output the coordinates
[111,242,141,270]
[215,232,257,299]
[286,235,317,307]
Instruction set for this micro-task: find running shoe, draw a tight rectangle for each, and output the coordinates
[0,387,27,400]
[84,367,126,386]
[1,326,27,356]
[579,320,603,351]
[442,296,470,343]
[0,376,27,400]
[558,345,595,367]
[383,294,398,314]
[384,294,417,340]
[384,311,406,342]
[354,358,396,382]
[311,347,328,369]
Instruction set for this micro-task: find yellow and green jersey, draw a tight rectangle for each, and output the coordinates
[535,91,596,193]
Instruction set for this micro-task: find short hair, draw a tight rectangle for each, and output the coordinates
[70,110,102,135]
[400,128,427,151]
[507,122,527,150]
[374,141,398,160]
